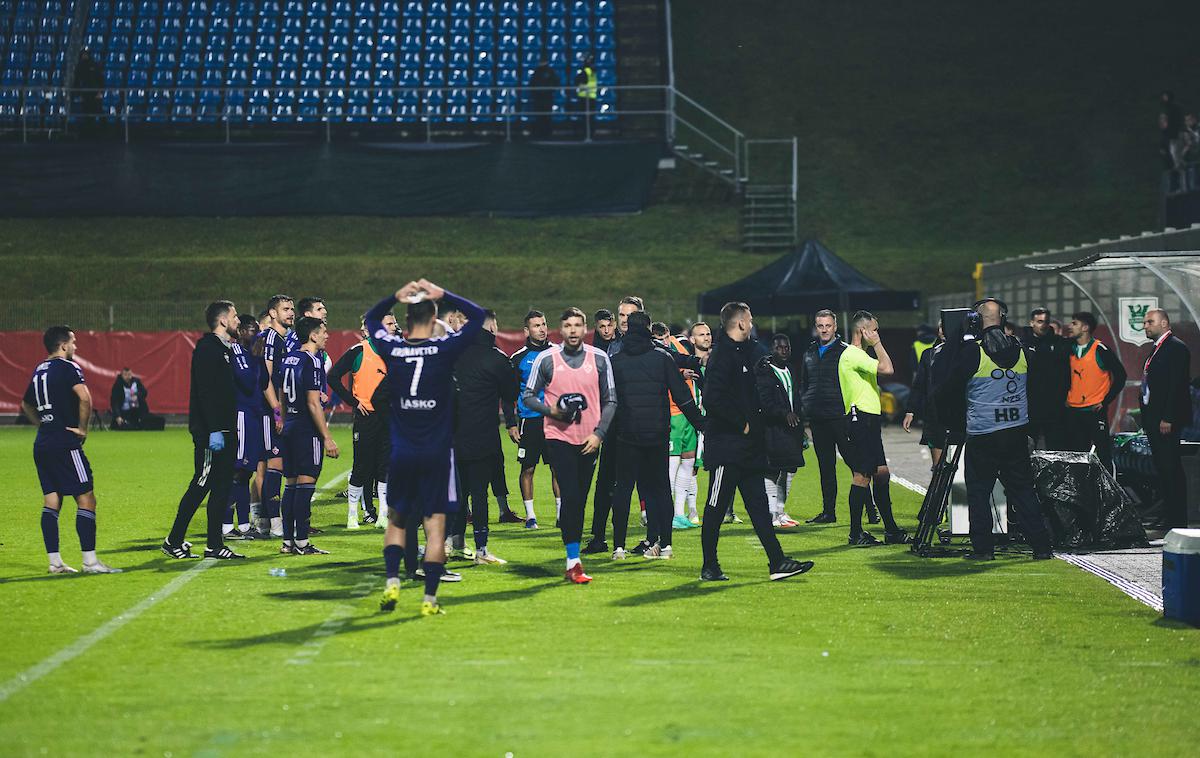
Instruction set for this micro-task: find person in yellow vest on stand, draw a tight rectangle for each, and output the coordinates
[328,312,399,528]
[1064,311,1127,473]
[573,54,597,140]
[910,323,937,383]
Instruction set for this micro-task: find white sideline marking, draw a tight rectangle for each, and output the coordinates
[0,560,214,703]
[890,474,928,496]
[0,465,352,703]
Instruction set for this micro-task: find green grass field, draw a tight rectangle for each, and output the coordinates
[0,427,1195,756]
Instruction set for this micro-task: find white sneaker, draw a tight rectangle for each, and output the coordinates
[48,563,78,574]
[474,549,508,565]
[346,517,360,530]
[377,506,388,527]
[660,545,673,560]
[611,548,627,560]
[643,543,662,559]
[82,561,123,574]
[688,514,700,526]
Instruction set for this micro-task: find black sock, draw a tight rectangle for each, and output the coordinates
[234,478,251,526]
[293,483,316,541]
[76,509,97,552]
[41,507,60,554]
[383,544,403,579]
[281,485,296,541]
[849,484,868,535]
[473,526,488,552]
[422,561,443,599]
[263,469,282,518]
[874,479,899,532]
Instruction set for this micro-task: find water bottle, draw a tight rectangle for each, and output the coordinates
[269,567,287,577]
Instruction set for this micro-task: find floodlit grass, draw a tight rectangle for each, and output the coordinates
[0,427,1194,756]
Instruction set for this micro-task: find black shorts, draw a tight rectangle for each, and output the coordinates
[920,424,948,450]
[387,449,460,523]
[516,416,548,470]
[34,446,94,497]
[844,409,887,474]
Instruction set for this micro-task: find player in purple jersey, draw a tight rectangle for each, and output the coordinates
[367,279,484,617]
[255,294,295,537]
[278,316,340,556]
[21,326,120,575]
[224,315,269,540]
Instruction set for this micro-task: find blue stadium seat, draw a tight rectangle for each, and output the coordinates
[307,0,328,15]
[545,0,564,17]
[400,32,421,52]
[445,88,467,122]
[225,67,248,87]
[450,33,469,52]
[474,15,494,33]
[103,66,125,86]
[352,50,372,69]
[252,67,273,86]
[569,33,590,52]
[398,66,420,87]
[402,15,423,34]
[402,1,422,19]
[129,51,152,70]
[160,33,181,52]
[204,49,225,68]
[331,17,351,35]
[594,31,613,50]
[595,14,614,34]
[570,14,589,34]
[284,1,304,17]
[449,0,469,18]
[329,34,350,52]
[297,88,320,121]
[545,32,564,50]
[280,33,300,51]
[471,66,492,86]
[379,1,400,18]
[248,89,272,122]
[426,0,447,16]
[546,15,566,35]
[181,50,202,68]
[498,0,519,17]
[379,16,399,33]
[569,0,588,16]
[449,49,470,68]
[155,50,178,70]
[499,16,519,36]
[303,50,324,67]
[513,32,531,51]
[522,0,541,15]
[277,67,298,86]
[331,0,353,17]
[374,64,395,86]
[236,0,257,15]
[400,50,421,68]
[259,15,279,34]
[474,32,494,52]
[172,90,196,122]
[185,17,206,36]
[151,67,175,88]
[371,91,396,121]
[426,33,446,52]
[178,67,199,87]
[232,34,253,52]
[595,48,613,66]
[353,33,373,52]
[136,17,157,36]
[326,67,347,87]
[127,68,148,87]
[522,14,542,34]
[422,66,444,87]
[427,16,447,34]
[282,16,304,34]
[257,34,278,53]
[272,90,296,122]
[378,33,397,51]
[595,0,612,16]
[450,16,470,34]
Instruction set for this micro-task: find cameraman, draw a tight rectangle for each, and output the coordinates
[935,299,1053,561]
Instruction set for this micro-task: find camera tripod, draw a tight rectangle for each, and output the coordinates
[910,441,965,557]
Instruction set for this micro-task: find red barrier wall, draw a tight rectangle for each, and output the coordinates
[1,330,535,415]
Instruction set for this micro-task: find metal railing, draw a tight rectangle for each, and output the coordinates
[3,83,669,143]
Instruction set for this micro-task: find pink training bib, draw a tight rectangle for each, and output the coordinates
[543,346,603,446]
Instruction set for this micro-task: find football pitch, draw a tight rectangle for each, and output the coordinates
[0,427,1195,756]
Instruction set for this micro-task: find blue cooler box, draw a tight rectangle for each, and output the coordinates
[1163,529,1200,627]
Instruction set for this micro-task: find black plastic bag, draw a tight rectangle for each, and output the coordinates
[1031,451,1149,549]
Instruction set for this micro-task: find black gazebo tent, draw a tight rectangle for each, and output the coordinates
[697,239,921,315]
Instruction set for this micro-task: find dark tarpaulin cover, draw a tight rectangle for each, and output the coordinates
[1031,450,1149,549]
[696,238,921,316]
[0,140,662,217]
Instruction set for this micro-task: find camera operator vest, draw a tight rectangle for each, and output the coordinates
[966,343,1029,436]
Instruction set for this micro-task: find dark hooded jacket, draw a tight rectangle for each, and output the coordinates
[703,331,767,469]
[609,323,704,446]
[755,354,806,471]
[453,329,519,461]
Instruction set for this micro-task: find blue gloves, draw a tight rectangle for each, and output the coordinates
[208,431,225,451]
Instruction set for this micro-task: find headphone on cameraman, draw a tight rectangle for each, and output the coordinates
[965,297,1009,335]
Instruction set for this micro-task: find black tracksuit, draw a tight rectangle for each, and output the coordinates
[906,343,946,450]
[1022,329,1072,448]
[169,332,237,551]
[453,330,519,549]
[700,331,788,569]
[799,337,854,517]
[1141,333,1192,528]
[608,326,704,550]
[328,341,392,492]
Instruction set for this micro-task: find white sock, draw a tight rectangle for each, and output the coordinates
[295,538,308,548]
[764,478,779,517]
[555,497,562,518]
[678,465,697,517]
[379,503,388,523]
[423,593,437,604]
[48,551,62,565]
[780,472,794,515]
[270,516,282,533]
[376,481,388,510]
[524,499,536,518]
[238,523,250,533]
[82,550,97,564]
[566,556,580,570]
[348,484,363,511]
[669,456,684,516]
[222,523,234,535]
[386,576,400,589]
[249,500,261,520]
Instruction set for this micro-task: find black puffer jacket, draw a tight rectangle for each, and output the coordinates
[453,330,518,461]
[610,325,704,446]
[703,331,766,469]
[755,355,806,471]
[1022,329,1071,423]
[800,337,848,420]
